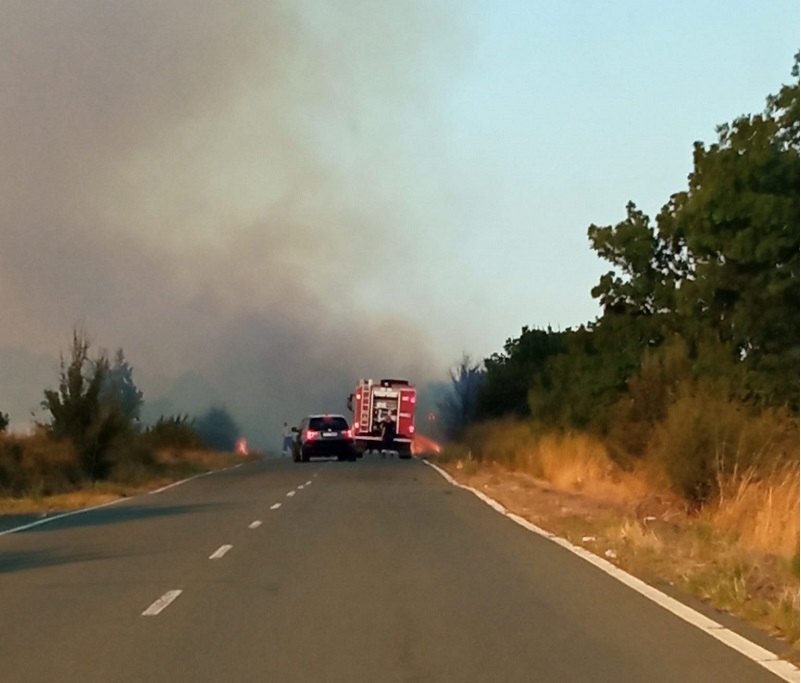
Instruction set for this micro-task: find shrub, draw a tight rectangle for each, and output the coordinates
[712,463,800,558]
[0,432,81,497]
[143,416,203,450]
[649,381,796,504]
[42,330,138,481]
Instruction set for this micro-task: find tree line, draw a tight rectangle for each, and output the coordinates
[0,329,242,494]
[445,55,799,503]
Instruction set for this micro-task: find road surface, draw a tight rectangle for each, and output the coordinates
[0,456,790,682]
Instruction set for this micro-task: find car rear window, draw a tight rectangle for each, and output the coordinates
[309,416,349,431]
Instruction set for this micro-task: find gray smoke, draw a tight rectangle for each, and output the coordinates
[0,1,471,446]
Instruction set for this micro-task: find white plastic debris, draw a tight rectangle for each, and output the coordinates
[604,549,617,559]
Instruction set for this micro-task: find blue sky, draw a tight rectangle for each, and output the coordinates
[421,0,798,358]
[0,1,797,444]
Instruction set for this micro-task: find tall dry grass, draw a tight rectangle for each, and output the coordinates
[711,464,800,559]
[459,420,650,503]
[457,417,799,558]
[447,416,800,651]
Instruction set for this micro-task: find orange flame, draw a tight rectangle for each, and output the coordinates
[412,434,441,454]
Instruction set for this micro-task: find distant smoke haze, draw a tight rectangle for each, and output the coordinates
[0,2,472,446]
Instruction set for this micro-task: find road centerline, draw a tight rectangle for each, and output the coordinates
[142,590,182,616]
[209,544,233,560]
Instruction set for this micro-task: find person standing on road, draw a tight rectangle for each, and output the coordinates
[380,413,396,457]
[282,422,293,456]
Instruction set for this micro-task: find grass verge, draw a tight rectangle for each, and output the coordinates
[0,448,255,515]
[429,435,799,665]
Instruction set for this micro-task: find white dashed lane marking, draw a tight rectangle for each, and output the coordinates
[270,503,281,510]
[249,521,262,529]
[209,545,233,560]
[142,590,182,616]
[286,491,296,498]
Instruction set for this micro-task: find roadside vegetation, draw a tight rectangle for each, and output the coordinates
[0,331,250,513]
[436,57,799,656]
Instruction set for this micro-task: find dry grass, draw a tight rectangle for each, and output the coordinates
[154,448,248,470]
[0,447,254,514]
[460,420,651,504]
[711,464,800,558]
[440,419,800,659]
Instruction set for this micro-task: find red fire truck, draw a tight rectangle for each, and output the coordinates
[347,378,416,458]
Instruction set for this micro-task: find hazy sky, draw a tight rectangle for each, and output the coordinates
[0,1,797,446]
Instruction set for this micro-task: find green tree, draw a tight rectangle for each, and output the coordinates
[143,415,203,450]
[657,56,799,407]
[588,202,679,323]
[102,349,144,424]
[42,330,133,480]
[526,320,643,434]
[475,327,566,420]
[588,56,799,410]
[195,406,240,452]
[438,354,484,438]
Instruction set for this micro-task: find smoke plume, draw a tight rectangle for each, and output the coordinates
[0,1,470,446]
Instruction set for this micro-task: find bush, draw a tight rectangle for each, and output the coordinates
[195,407,239,452]
[42,330,140,481]
[143,416,203,450]
[107,434,157,485]
[649,382,797,504]
[0,432,81,498]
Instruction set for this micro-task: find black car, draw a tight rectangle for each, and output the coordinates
[292,414,357,462]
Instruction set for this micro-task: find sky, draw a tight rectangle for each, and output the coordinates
[0,1,797,447]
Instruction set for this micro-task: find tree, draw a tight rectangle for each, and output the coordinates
[0,411,8,433]
[657,56,799,407]
[476,326,567,420]
[143,415,204,450]
[195,406,240,452]
[41,330,133,480]
[588,202,680,322]
[588,56,799,410]
[438,354,484,439]
[102,349,144,424]
[525,320,644,433]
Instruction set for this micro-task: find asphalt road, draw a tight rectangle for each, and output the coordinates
[0,456,789,682]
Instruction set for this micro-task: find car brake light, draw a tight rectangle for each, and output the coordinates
[305,429,320,441]
[343,428,354,439]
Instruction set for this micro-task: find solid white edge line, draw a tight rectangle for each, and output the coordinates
[147,470,213,495]
[142,589,182,616]
[209,544,233,559]
[422,459,799,683]
[0,497,125,537]
[0,463,244,537]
